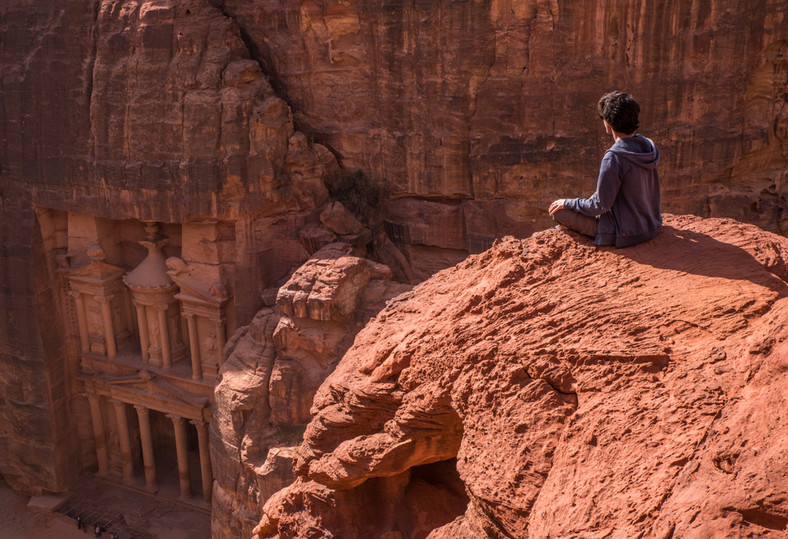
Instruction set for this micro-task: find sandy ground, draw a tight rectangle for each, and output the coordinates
[0,479,211,539]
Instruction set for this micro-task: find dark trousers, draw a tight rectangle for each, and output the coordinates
[551,208,598,238]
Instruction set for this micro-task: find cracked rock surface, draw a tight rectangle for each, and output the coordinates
[255,214,788,538]
[211,244,411,538]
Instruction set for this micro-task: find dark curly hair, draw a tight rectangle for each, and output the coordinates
[598,91,640,134]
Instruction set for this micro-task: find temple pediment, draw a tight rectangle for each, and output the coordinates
[68,258,125,284]
[83,371,210,421]
[170,276,228,306]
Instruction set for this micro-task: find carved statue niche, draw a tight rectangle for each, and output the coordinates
[166,256,229,381]
[67,245,134,359]
[123,223,186,369]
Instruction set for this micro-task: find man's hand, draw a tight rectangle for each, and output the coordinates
[548,199,566,215]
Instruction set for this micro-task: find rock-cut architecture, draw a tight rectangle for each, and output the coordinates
[60,218,232,504]
[2,0,788,538]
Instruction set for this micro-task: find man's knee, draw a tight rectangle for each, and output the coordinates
[551,208,597,238]
[551,208,573,228]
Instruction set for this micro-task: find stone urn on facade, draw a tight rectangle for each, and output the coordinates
[123,223,186,368]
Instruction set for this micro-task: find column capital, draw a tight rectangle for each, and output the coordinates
[85,393,102,407]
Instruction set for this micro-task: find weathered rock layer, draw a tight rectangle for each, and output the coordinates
[211,242,410,537]
[2,1,788,536]
[0,0,341,496]
[256,214,788,538]
[223,0,788,244]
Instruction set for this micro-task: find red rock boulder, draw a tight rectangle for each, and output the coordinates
[255,214,788,538]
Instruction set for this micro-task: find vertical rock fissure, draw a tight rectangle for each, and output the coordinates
[84,0,101,167]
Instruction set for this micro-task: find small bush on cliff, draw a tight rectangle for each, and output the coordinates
[332,169,389,222]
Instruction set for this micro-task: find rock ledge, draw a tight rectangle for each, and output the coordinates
[255,214,788,538]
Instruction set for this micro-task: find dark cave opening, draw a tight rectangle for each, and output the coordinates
[361,458,469,539]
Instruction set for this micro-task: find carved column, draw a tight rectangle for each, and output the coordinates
[213,319,226,367]
[156,305,172,368]
[123,292,136,338]
[168,414,191,499]
[98,296,117,358]
[67,249,127,357]
[86,393,108,474]
[184,314,202,380]
[191,420,213,503]
[134,405,157,489]
[167,258,230,380]
[112,400,134,482]
[135,304,150,363]
[71,291,90,352]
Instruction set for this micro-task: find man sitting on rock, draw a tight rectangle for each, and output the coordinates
[548,91,661,247]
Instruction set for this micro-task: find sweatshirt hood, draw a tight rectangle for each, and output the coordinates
[607,134,659,170]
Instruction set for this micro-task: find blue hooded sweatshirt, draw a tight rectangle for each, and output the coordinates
[564,134,661,248]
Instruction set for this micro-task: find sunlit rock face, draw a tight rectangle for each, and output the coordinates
[221,0,788,245]
[256,215,788,539]
[2,0,788,537]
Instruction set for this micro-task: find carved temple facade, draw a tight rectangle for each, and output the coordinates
[54,213,238,505]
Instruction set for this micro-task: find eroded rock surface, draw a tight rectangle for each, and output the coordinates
[211,243,411,538]
[255,215,788,538]
[0,0,390,499]
[3,0,788,533]
[220,0,788,247]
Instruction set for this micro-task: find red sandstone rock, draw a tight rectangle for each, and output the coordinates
[3,0,788,535]
[212,244,411,538]
[219,0,788,244]
[0,0,345,500]
[320,202,367,237]
[255,215,788,538]
[277,243,393,322]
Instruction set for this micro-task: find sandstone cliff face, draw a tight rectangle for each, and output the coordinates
[219,0,788,249]
[255,214,788,538]
[0,0,343,495]
[3,0,788,533]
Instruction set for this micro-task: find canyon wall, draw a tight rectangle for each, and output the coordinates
[220,0,788,245]
[0,0,340,495]
[1,0,788,536]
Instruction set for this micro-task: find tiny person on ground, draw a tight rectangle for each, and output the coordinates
[549,91,661,247]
